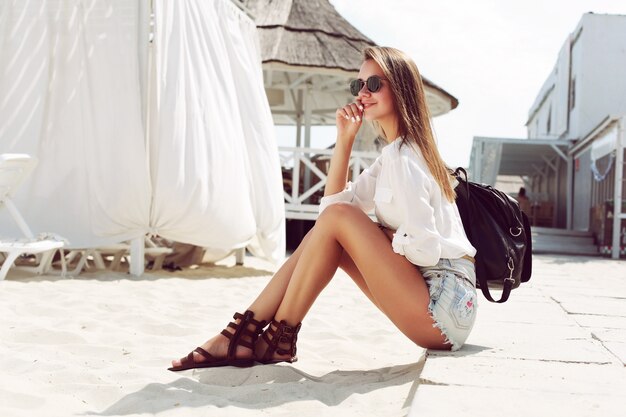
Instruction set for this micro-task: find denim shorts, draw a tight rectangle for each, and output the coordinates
[419,258,478,351]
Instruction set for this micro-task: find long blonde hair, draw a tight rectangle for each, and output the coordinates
[363,46,455,202]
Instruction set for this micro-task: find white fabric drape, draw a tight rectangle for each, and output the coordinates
[0,0,285,263]
[149,0,284,261]
[0,0,151,248]
[214,0,285,262]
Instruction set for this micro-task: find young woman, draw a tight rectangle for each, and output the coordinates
[170,46,477,371]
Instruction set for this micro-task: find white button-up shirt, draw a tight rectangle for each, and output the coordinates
[319,138,476,267]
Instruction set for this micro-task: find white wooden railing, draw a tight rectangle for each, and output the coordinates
[279,147,379,220]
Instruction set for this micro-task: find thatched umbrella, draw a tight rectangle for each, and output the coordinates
[239,0,459,152]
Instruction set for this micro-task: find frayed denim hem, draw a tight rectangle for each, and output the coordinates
[420,258,477,352]
[428,303,463,351]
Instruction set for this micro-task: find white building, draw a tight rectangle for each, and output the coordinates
[527,13,626,141]
[469,13,626,258]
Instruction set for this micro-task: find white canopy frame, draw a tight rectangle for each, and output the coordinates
[469,136,571,228]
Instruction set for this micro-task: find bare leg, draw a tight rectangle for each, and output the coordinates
[245,230,380,317]
[257,203,448,362]
[172,205,449,366]
[338,245,380,309]
[170,223,375,367]
[170,229,320,367]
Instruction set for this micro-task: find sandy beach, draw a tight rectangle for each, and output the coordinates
[2,253,625,416]
[0,255,424,417]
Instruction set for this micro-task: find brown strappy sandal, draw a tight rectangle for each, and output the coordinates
[256,319,302,364]
[168,310,267,371]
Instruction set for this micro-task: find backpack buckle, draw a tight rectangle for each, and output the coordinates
[505,258,515,284]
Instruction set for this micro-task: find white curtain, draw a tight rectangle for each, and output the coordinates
[0,0,285,262]
[214,0,285,262]
[0,0,151,248]
[149,0,285,260]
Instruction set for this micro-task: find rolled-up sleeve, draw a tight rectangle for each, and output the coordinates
[319,156,382,214]
[390,154,441,266]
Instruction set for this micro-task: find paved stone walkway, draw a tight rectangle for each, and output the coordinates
[409,254,626,417]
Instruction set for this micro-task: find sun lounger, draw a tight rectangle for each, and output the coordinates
[57,237,174,275]
[0,154,65,281]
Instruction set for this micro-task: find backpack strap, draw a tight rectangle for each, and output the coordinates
[452,167,470,196]
[477,264,514,303]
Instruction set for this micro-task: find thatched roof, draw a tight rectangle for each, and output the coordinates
[239,0,458,109]
[240,0,374,72]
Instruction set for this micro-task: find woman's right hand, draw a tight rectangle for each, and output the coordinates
[335,100,363,147]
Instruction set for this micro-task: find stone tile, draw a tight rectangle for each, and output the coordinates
[430,321,617,364]
[409,255,626,417]
[603,342,626,365]
[409,385,623,417]
[589,328,626,343]
[543,285,626,298]
[572,314,626,329]
[549,295,626,317]
[476,298,573,326]
[418,356,625,395]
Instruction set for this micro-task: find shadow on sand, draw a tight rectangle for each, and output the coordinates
[4,263,274,283]
[86,361,425,415]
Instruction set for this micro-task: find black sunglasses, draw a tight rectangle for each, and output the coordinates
[349,75,386,96]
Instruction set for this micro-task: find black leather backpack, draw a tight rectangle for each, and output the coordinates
[453,168,532,303]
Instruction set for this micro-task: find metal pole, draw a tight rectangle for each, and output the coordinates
[566,156,573,229]
[555,157,561,228]
[612,118,625,259]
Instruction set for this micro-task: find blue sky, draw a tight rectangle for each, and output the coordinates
[276,0,626,167]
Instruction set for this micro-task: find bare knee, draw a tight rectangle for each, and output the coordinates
[316,203,363,229]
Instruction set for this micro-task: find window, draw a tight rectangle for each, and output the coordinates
[546,106,552,134]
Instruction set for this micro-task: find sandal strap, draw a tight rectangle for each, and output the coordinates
[178,346,215,368]
[222,310,268,359]
[260,320,301,362]
[233,311,267,329]
[219,328,257,350]
[193,347,214,360]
